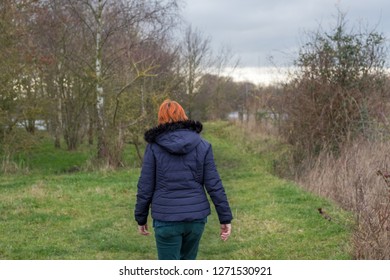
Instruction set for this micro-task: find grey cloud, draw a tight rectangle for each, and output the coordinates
[183,0,390,67]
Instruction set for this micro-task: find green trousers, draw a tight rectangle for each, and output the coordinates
[153,220,206,260]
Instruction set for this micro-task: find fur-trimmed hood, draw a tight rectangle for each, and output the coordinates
[144,120,203,154]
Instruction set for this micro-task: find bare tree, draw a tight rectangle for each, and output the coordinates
[0,0,40,171]
[180,25,212,118]
[61,0,181,166]
[1,0,183,168]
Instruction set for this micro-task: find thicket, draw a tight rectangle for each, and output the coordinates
[0,0,241,172]
[272,12,390,259]
[281,13,388,158]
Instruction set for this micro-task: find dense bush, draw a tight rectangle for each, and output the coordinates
[280,12,389,157]
[269,11,390,259]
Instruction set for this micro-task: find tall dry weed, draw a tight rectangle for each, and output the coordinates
[299,139,390,259]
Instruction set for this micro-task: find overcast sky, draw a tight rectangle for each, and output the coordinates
[181,0,389,83]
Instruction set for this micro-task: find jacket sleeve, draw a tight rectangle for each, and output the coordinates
[134,144,156,225]
[203,144,233,224]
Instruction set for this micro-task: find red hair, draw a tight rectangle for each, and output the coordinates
[158,99,188,125]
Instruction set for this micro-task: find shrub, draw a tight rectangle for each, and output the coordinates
[280,11,389,157]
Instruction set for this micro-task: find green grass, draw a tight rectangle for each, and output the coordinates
[0,122,354,259]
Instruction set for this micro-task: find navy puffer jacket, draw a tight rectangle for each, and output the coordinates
[134,120,233,226]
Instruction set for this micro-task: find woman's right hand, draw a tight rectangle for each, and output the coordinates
[220,224,231,241]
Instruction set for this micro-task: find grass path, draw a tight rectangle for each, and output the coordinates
[0,122,353,259]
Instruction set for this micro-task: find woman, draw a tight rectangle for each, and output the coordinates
[134,99,233,260]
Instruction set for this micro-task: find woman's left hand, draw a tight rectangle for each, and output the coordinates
[220,224,231,241]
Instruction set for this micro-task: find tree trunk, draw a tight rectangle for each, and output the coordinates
[88,109,94,145]
[56,61,63,148]
[95,0,107,161]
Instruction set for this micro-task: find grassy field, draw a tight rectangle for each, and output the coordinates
[0,122,354,259]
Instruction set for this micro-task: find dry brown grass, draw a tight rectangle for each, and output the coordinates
[298,139,390,259]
